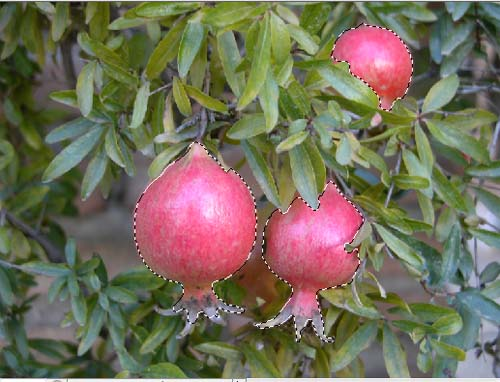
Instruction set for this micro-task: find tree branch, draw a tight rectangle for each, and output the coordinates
[1,209,64,262]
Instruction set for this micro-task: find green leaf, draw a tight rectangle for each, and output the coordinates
[426,120,489,163]
[78,303,106,355]
[401,3,437,21]
[195,342,241,360]
[81,146,108,200]
[105,127,125,167]
[52,2,69,41]
[9,185,50,215]
[49,90,76,108]
[422,74,459,113]
[88,3,109,41]
[22,261,70,277]
[270,11,291,65]
[202,3,267,28]
[106,286,138,304]
[5,97,23,127]
[178,21,205,79]
[112,267,165,291]
[287,24,318,55]
[241,140,281,208]
[259,70,279,132]
[318,64,379,108]
[374,224,424,269]
[227,114,266,140]
[184,85,228,113]
[429,339,465,361]
[415,122,434,172]
[300,3,331,35]
[241,344,281,377]
[432,167,467,212]
[383,322,410,377]
[148,142,189,179]
[432,314,463,336]
[336,134,352,166]
[71,293,87,326]
[108,17,146,30]
[78,32,128,69]
[480,262,500,284]
[140,317,177,354]
[457,291,500,325]
[0,139,14,171]
[330,321,378,371]
[65,239,77,267]
[289,142,319,209]
[440,39,474,77]
[441,20,474,55]
[276,131,309,153]
[482,280,500,300]
[142,363,187,378]
[238,13,271,109]
[393,175,430,190]
[439,224,461,285]
[466,161,500,178]
[146,18,187,79]
[172,77,192,116]
[468,228,500,249]
[217,31,245,97]
[129,81,150,129]
[128,2,199,18]
[287,80,311,117]
[42,125,104,182]
[0,267,14,306]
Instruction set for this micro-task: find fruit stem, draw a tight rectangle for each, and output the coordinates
[256,289,333,343]
[155,285,244,339]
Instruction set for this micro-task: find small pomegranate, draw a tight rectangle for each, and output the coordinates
[256,182,363,342]
[134,142,256,337]
[331,24,412,110]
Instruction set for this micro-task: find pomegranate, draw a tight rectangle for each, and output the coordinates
[256,182,364,342]
[134,142,257,337]
[331,24,413,110]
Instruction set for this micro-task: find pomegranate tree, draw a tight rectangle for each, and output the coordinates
[256,182,364,342]
[331,24,413,110]
[134,142,257,337]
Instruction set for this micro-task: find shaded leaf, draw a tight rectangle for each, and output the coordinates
[383,322,410,377]
[330,321,378,371]
[129,81,150,129]
[422,74,459,113]
[241,140,281,208]
[42,125,104,182]
[178,21,205,79]
[238,13,271,109]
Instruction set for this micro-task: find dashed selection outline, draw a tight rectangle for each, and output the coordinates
[133,141,259,330]
[255,180,365,343]
[330,23,414,112]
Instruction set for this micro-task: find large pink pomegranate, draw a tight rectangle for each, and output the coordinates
[331,24,412,110]
[256,182,363,342]
[134,142,256,337]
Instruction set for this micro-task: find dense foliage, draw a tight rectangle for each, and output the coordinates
[1,1,500,378]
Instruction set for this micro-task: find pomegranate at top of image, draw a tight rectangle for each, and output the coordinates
[256,182,364,342]
[134,142,257,337]
[331,23,413,110]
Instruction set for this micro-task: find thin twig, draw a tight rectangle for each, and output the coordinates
[149,83,172,96]
[384,149,402,208]
[0,209,63,262]
[176,113,201,133]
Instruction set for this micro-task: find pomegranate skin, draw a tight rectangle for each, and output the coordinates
[257,182,363,342]
[331,24,412,110]
[134,142,256,335]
